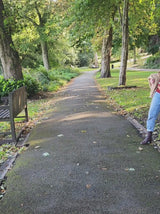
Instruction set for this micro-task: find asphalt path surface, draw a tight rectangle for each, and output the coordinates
[0,70,160,214]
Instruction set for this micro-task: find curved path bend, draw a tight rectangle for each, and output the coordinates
[0,71,160,214]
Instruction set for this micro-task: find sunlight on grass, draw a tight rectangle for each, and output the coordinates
[78,67,98,72]
[96,69,156,117]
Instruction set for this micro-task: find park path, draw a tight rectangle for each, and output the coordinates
[0,70,160,214]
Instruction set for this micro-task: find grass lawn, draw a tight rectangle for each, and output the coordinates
[95,69,157,129]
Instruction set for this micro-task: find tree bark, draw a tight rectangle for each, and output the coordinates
[41,40,50,70]
[0,0,23,80]
[93,52,99,68]
[133,46,136,64]
[101,26,113,78]
[119,0,129,86]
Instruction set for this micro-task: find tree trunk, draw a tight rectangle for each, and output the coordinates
[133,46,136,64]
[94,52,99,68]
[0,0,23,80]
[119,0,129,86]
[101,26,113,78]
[41,40,50,70]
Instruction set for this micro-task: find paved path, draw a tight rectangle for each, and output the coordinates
[0,71,160,214]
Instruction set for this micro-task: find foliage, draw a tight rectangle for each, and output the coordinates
[48,38,78,67]
[0,66,80,100]
[7,0,69,70]
[144,53,160,69]
[76,41,94,67]
[0,77,24,98]
[128,0,156,51]
[0,74,41,99]
[23,66,80,92]
[12,26,43,68]
[23,75,41,98]
[147,35,160,54]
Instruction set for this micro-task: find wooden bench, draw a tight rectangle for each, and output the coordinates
[0,86,28,144]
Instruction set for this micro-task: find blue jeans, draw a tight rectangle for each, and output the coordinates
[147,92,160,132]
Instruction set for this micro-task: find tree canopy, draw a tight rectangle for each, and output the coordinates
[0,0,159,82]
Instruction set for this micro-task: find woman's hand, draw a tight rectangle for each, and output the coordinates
[148,78,155,85]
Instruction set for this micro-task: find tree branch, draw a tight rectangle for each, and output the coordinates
[24,15,39,27]
[35,2,42,24]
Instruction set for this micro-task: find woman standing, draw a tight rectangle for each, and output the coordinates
[141,72,160,145]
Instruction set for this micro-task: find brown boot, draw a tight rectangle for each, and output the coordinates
[140,131,152,145]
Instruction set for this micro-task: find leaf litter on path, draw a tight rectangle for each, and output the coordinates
[0,183,6,199]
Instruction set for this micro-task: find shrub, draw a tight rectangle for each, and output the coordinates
[77,52,93,67]
[23,74,41,98]
[144,53,160,69]
[0,66,80,100]
[0,77,24,99]
[26,66,79,92]
[0,75,40,100]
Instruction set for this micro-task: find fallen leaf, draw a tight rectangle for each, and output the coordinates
[35,146,41,149]
[86,184,91,189]
[101,167,108,171]
[81,130,87,133]
[138,147,143,151]
[57,134,64,137]
[42,152,50,157]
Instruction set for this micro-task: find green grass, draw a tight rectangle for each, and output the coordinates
[78,67,99,72]
[96,69,156,119]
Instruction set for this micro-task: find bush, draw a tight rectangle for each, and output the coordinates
[148,35,160,55]
[77,52,94,67]
[0,75,40,100]
[144,53,160,69]
[0,77,24,99]
[23,74,41,98]
[0,66,80,100]
[25,66,79,92]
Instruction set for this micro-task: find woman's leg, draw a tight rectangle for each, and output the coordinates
[141,92,160,145]
[147,92,160,132]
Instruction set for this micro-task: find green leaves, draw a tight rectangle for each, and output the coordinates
[0,77,24,98]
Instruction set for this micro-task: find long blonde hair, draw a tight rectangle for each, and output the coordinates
[148,72,160,97]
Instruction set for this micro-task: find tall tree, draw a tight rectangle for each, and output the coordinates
[119,0,129,86]
[14,0,64,70]
[101,27,113,78]
[0,0,23,80]
[69,0,118,78]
